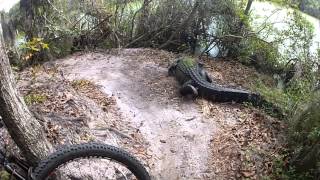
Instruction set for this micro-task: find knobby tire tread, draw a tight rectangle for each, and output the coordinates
[32,142,150,180]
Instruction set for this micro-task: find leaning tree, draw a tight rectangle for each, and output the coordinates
[0,37,52,166]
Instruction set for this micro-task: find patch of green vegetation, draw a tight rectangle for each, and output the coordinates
[254,80,290,113]
[239,37,281,73]
[254,78,313,116]
[254,77,319,177]
[181,57,196,68]
[24,93,47,105]
[269,154,315,180]
[0,170,10,180]
[19,38,49,64]
[71,79,93,89]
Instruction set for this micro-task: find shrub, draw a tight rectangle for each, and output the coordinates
[19,38,50,66]
[288,91,320,176]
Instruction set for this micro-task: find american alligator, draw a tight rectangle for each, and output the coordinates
[168,57,261,104]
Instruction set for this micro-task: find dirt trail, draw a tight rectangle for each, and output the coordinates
[59,49,219,179]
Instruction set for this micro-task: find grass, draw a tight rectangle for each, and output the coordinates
[24,93,47,105]
[71,79,94,90]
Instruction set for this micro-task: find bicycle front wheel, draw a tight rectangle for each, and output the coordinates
[32,142,150,180]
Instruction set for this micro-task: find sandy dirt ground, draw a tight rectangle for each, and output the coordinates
[59,49,219,179]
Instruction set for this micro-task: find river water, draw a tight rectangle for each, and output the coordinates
[208,1,320,58]
[251,1,320,55]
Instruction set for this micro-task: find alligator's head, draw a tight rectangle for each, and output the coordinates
[168,58,181,76]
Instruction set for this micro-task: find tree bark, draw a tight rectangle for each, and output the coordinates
[244,0,253,16]
[0,13,16,47]
[0,38,52,166]
[135,0,152,37]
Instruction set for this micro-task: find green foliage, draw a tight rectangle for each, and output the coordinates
[239,6,315,74]
[0,170,10,180]
[286,91,320,177]
[20,38,49,52]
[270,155,314,180]
[289,92,320,142]
[239,37,281,72]
[254,80,292,114]
[254,75,314,115]
[19,38,49,63]
[24,93,47,105]
[278,11,314,61]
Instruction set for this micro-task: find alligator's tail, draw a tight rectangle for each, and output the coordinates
[202,85,259,104]
[203,85,283,117]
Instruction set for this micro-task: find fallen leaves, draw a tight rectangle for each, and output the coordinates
[71,79,116,113]
[202,57,275,91]
[191,58,287,179]
[200,97,286,179]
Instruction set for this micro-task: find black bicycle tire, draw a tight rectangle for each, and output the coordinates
[32,142,151,180]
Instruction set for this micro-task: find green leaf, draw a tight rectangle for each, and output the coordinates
[30,46,40,52]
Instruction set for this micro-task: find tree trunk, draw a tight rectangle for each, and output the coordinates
[244,0,254,16]
[20,0,35,40]
[238,0,253,30]
[0,13,16,47]
[135,0,152,37]
[159,0,201,49]
[0,38,52,166]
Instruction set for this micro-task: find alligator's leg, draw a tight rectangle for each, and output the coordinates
[168,64,177,76]
[199,69,213,83]
[202,71,213,83]
[168,59,181,76]
[180,80,198,97]
[198,63,213,83]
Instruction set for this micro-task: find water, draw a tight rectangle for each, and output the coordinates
[250,1,320,56]
[208,1,320,58]
[0,0,19,12]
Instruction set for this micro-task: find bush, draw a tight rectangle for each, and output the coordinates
[288,91,320,177]
[19,38,50,66]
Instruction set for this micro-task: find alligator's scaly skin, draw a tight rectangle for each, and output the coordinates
[169,57,260,104]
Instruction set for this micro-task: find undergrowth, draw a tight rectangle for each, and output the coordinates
[253,75,319,178]
[24,93,47,105]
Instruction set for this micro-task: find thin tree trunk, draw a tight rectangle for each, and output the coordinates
[238,0,253,30]
[244,0,254,16]
[0,38,52,166]
[130,0,152,40]
[135,0,152,37]
[159,0,200,49]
